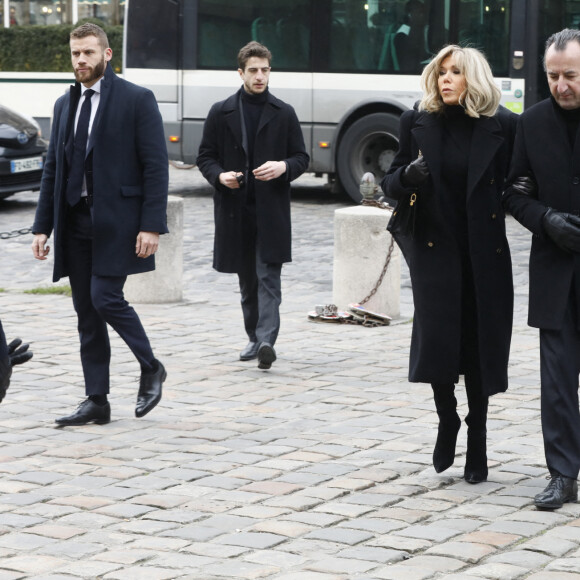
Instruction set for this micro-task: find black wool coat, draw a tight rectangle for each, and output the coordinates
[196,88,309,273]
[32,65,169,281]
[381,106,517,396]
[504,98,580,329]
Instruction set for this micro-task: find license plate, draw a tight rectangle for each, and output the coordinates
[10,156,43,173]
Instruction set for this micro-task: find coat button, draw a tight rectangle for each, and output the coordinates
[490,178,495,184]
[574,177,580,185]
[496,248,502,254]
[427,241,434,247]
[491,213,497,219]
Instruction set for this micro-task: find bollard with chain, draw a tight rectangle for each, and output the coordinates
[357,172,395,307]
[316,173,399,326]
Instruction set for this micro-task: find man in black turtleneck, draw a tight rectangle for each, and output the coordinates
[197,42,309,370]
[504,28,580,510]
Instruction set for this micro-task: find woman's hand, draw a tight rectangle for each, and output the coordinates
[402,156,430,188]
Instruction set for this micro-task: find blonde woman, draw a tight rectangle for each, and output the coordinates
[381,45,517,483]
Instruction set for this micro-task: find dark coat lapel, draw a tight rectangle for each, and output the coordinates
[64,84,80,166]
[467,115,503,196]
[553,99,580,177]
[412,110,505,198]
[257,98,280,135]
[411,112,443,195]
[223,93,245,157]
[87,65,114,155]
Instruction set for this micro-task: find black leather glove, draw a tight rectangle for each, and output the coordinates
[0,357,10,403]
[7,338,32,367]
[401,156,429,188]
[510,175,537,197]
[543,209,580,253]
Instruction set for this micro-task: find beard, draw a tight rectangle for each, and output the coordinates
[74,56,106,84]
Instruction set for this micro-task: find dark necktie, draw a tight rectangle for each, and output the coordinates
[66,88,95,207]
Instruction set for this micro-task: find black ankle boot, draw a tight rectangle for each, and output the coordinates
[465,429,488,483]
[433,413,461,473]
[464,394,488,483]
[431,384,460,473]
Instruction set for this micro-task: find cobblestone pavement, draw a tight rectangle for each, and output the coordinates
[0,167,577,580]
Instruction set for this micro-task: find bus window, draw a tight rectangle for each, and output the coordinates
[329,0,448,74]
[457,0,511,76]
[197,0,311,70]
[125,0,179,70]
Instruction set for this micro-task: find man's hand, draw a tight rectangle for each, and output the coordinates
[543,209,580,253]
[401,156,429,188]
[219,171,244,189]
[31,234,49,260]
[7,339,32,367]
[136,231,160,258]
[253,161,286,181]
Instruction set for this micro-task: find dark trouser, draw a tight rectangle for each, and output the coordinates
[64,205,155,395]
[0,320,7,360]
[540,293,580,480]
[236,209,282,346]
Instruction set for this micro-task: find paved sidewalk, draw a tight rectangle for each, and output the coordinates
[0,168,576,579]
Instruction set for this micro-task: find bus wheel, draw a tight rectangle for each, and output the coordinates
[336,112,400,202]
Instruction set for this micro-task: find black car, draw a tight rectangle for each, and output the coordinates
[0,104,48,200]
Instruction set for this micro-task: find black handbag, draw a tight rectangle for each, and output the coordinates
[387,190,417,238]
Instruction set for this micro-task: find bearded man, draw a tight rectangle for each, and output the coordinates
[31,23,168,425]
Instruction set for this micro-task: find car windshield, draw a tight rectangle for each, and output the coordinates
[0,106,38,134]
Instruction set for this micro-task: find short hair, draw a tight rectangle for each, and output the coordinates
[544,28,580,70]
[418,45,501,118]
[70,23,109,50]
[237,41,272,70]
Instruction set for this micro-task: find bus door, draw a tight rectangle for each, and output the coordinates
[123,0,181,158]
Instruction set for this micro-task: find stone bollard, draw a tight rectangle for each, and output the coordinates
[124,195,183,303]
[333,205,400,318]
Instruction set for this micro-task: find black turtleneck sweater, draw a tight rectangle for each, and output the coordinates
[553,97,580,147]
[440,105,475,253]
[241,87,269,205]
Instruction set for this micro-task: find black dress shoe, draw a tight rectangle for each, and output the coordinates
[56,399,111,426]
[136,359,166,418]
[535,473,578,510]
[257,342,276,370]
[240,341,259,361]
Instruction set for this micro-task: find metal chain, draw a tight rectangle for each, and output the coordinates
[358,198,395,307]
[358,236,395,306]
[342,315,386,327]
[360,199,392,210]
[0,227,32,240]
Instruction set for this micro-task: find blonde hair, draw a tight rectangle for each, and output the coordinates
[418,45,501,118]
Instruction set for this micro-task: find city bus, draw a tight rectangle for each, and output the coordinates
[123,0,576,201]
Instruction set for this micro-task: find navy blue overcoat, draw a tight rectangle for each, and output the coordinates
[33,64,169,281]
